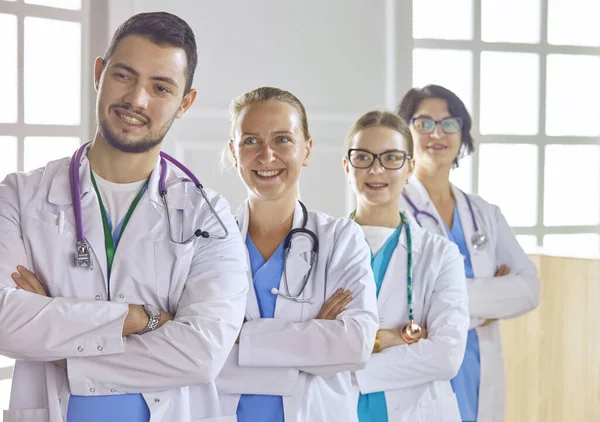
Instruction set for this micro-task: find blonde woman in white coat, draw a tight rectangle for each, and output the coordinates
[398,85,541,422]
[343,110,470,422]
[215,87,379,422]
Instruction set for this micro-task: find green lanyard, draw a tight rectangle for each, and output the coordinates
[350,211,414,321]
[90,171,149,273]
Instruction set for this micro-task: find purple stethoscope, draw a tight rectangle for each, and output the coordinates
[70,141,229,270]
[401,190,488,250]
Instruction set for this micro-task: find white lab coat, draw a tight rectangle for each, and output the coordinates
[353,222,469,422]
[215,200,380,422]
[0,154,249,422]
[400,176,541,422]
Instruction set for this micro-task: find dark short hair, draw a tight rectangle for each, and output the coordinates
[397,84,474,168]
[103,12,198,94]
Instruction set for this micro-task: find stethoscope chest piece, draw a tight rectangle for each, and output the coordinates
[401,320,423,344]
[471,232,488,250]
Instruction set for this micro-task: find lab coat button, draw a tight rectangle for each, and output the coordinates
[396,405,401,410]
[95,295,101,300]
[77,346,83,352]
[111,389,116,393]
[119,294,125,299]
[90,388,95,393]
[97,345,103,351]
[154,398,160,403]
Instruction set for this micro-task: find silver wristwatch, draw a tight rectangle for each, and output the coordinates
[139,304,161,335]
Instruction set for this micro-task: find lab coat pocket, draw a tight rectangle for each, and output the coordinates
[419,393,461,422]
[194,416,237,422]
[154,241,195,299]
[3,408,49,422]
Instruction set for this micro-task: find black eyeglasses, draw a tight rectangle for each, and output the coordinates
[410,116,463,134]
[347,148,411,170]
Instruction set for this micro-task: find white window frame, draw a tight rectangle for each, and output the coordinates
[0,0,93,388]
[408,0,600,250]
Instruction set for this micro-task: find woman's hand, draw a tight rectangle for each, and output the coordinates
[377,327,428,351]
[317,288,352,320]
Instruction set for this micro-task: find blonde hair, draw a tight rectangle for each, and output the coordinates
[229,86,310,140]
[345,110,413,156]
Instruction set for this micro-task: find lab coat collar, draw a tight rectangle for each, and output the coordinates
[48,151,193,210]
[236,199,313,320]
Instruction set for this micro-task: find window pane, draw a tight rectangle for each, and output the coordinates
[0,14,17,124]
[412,49,474,112]
[0,357,13,368]
[413,0,473,40]
[543,234,600,257]
[25,0,81,10]
[480,52,539,135]
[516,235,539,253]
[0,137,18,182]
[24,137,80,171]
[548,0,600,47]
[546,55,600,137]
[24,17,81,125]
[450,154,472,193]
[482,0,541,43]
[544,145,600,226]
[478,144,538,226]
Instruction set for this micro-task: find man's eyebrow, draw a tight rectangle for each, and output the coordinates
[111,63,139,77]
[110,63,179,88]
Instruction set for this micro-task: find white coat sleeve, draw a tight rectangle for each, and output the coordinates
[0,173,129,361]
[238,221,379,376]
[355,242,469,393]
[215,345,299,396]
[65,196,249,395]
[467,206,540,320]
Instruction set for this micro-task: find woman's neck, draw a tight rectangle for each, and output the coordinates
[414,164,453,202]
[247,190,297,238]
[354,199,401,228]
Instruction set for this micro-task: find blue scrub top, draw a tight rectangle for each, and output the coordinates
[446,205,480,422]
[67,394,149,422]
[236,235,285,422]
[357,224,403,422]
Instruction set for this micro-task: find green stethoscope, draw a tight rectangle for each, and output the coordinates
[350,211,423,343]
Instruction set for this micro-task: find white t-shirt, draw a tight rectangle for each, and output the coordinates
[92,171,147,235]
[361,225,397,256]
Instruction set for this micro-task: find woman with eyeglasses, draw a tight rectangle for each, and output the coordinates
[397,85,540,422]
[343,110,469,422]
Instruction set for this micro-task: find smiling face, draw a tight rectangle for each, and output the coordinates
[409,98,462,171]
[94,35,196,154]
[229,100,312,203]
[344,125,413,208]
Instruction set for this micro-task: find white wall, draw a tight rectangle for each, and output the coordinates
[106,0,413,216]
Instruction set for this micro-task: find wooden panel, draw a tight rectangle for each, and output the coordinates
[502,255,600,422]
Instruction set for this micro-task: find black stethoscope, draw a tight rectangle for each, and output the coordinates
[269,201,320,303]
[402,190,488,250]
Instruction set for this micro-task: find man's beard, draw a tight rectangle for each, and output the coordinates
[97,111,175,154]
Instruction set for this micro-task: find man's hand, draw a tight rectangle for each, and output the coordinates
[11,265,47,296]
[123,305,174,337]
[317,288,352,320]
